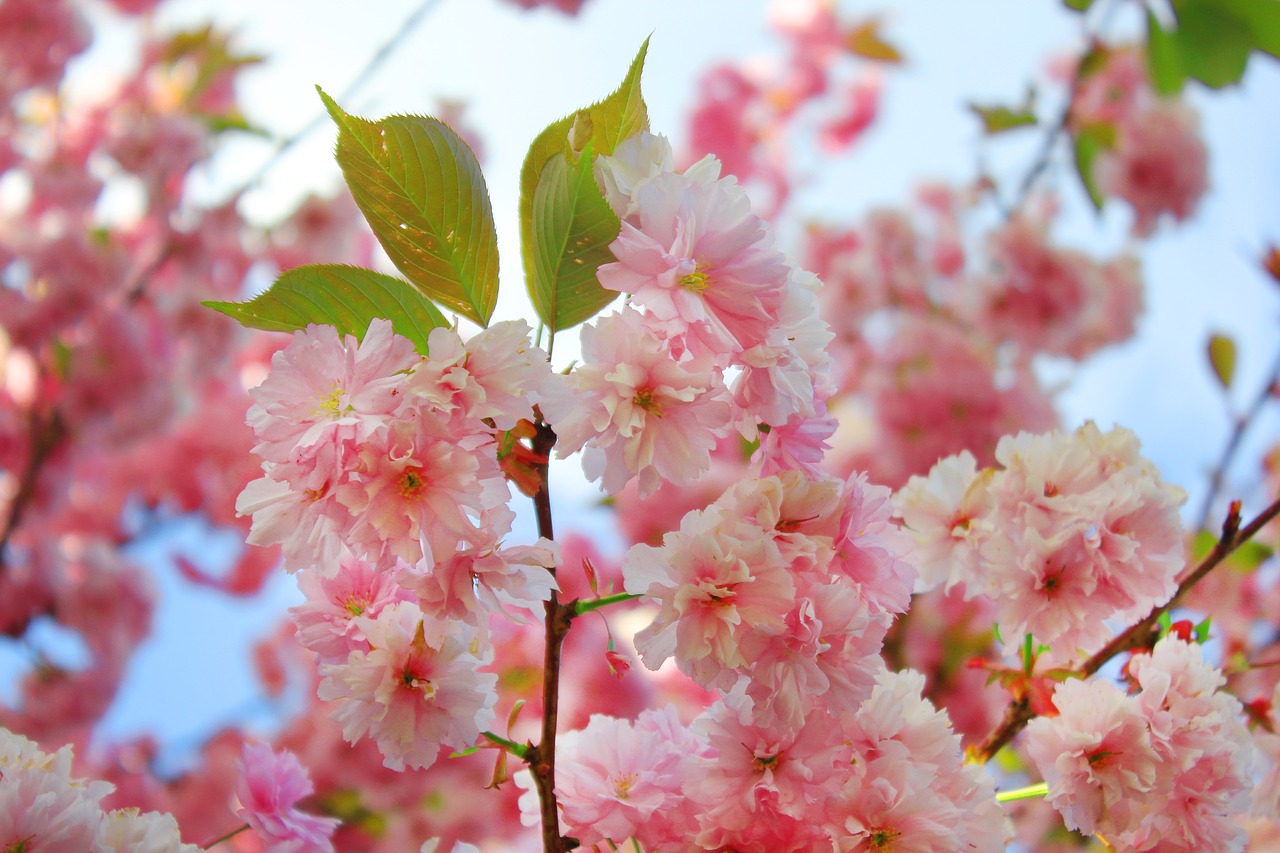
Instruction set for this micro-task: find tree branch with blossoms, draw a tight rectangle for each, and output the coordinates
[972,493,1280,763]
[6,2,1280,851]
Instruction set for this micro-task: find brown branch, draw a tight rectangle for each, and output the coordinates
[0,408,65,575]
[972,495,1280,762]
[1000,0,1119,217]
[524,419,578,853]
[1195,346,1280,532]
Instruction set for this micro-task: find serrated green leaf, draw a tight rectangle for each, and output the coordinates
[1146,9,1187,95]
[1072,123,1114,211]
[520,39,649,333]
[529,149,622,334]
[1174,0,1254,88]
[319,88,499,326]
[203,264,448,355]
[1207,332,1237,389]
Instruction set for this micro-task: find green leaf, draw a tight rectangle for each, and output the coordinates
[1072,123,1115,211]
[529,148,623,333]
[844,18,905,64]
[203,263,448,355]
[1207,332,1237,389]
[1229,539,1275,572]
[519,39,649,333]
[1174,0,1254,89]
[968,89,1038,135]
[1190,530,1274,572]
[319,88,499,326]
[1216,0,1280,58]
[1063,0,1096,11]
[1146,8,1187,95]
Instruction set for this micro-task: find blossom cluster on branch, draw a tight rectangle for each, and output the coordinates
[1,0,1278,851]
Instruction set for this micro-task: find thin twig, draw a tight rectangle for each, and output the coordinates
[1195,347,1280,532]
[972,494,1280,763]
[228,0,445,200]
[1001,0,1119,216]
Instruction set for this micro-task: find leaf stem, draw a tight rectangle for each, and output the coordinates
[996,781,1050,803]
[201,824,249,849]
[574,592,644,616]
[481,730,529,759]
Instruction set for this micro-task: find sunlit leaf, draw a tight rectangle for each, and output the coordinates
[203,263,448,355]
[519,39,649,333]
[1146,8,1186,95]
[528,148,622,333]
[845,18,904,64]
[1216,0,1280,58]
[1191,530,1274,572]
[1207,332,1237,390]
[1174,0,1253,89]
[320,88,499,326]
[969,88,1037,135]
[1072,123,1115,211]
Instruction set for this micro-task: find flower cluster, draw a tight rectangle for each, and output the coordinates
[238,318,561,768]
[527,669,1010,851]
[1069,46,1208,236]
[894,422,1187,661]
[0,726,199,852]
[624,470,912,726]
[1025,637,1253,851]
[542,132,835,497]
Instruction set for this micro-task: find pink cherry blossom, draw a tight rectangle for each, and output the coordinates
[233,742,340,853]
[597,169,792,357]
[551,708,699,848]
[318,601,497,771]
[247,319,418,492]
[542,308,733,497]
[1096,100,1208,236]
[1025,677,1163,838]
[289,552,412,663]
[624,502,794,687]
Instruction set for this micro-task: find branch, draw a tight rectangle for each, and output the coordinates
[1195,346,1280,532]
[0,408,65,576]
[972,494,1280,763]
[524,419,578,853]
[1000,0,1119,216]
[226,0,445,200]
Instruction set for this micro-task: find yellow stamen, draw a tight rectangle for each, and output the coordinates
[680,268,710,294]
[633,387,663,417]
[313,384,346,418]
[398,467,427,499]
